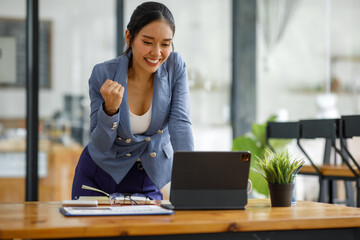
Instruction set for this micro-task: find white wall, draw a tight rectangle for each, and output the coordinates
[257,0,360,123]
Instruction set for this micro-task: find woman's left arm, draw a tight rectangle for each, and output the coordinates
[168,53,194,151]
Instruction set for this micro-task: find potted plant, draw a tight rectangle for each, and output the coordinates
[252,148,304,207]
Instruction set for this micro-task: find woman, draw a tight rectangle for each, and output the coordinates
[72,1,194,200]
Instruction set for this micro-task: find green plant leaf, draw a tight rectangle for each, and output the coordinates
[249,170,269,196]
[251,122,266,147]
[269,139,292,150]
[232,136,262,161]
[251,115,278,148]
[232,136,268,196]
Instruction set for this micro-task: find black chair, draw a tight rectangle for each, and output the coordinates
[266,121,300,152]
[266,121,321,174]
[339,115,360,207]
[298,118,356,206]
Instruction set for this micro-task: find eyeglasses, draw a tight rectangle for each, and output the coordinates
[81,185,150,206]
[109,193,150,206]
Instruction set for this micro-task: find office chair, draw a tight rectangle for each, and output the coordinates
[298,118,355,206]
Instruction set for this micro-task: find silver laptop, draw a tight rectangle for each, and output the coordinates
[163,151,251,210]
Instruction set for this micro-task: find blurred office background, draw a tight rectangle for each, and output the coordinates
[0,0,359,202]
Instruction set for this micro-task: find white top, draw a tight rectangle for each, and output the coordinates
[129,105,152,134]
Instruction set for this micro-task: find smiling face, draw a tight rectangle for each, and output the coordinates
[126,19,173,76]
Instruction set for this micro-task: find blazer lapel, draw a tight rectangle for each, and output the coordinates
[145,66,170,135]
[113,55,132,138]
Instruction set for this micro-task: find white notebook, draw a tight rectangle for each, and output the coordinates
[59,205,174,216]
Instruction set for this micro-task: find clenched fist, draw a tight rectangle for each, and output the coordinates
[100,79,125,116]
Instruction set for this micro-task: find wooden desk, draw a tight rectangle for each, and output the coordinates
[1,199,360,240]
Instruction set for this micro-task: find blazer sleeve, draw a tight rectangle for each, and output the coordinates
[168,53,194,151]
[88,64,120,152]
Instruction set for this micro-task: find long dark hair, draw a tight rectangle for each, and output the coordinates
[124,1,175,56]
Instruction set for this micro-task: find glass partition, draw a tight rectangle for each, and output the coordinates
[0,0,27,202]
[37,0,117,201]
[0,0,117,202]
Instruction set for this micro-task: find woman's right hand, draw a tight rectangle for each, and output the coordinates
[100,79,125,116]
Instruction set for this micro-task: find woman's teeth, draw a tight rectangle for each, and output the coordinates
[146,58,160,64]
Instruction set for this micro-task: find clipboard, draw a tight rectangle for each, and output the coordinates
[59,205,174,217]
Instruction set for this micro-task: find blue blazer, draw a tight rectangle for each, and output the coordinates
[87,51,194,190]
